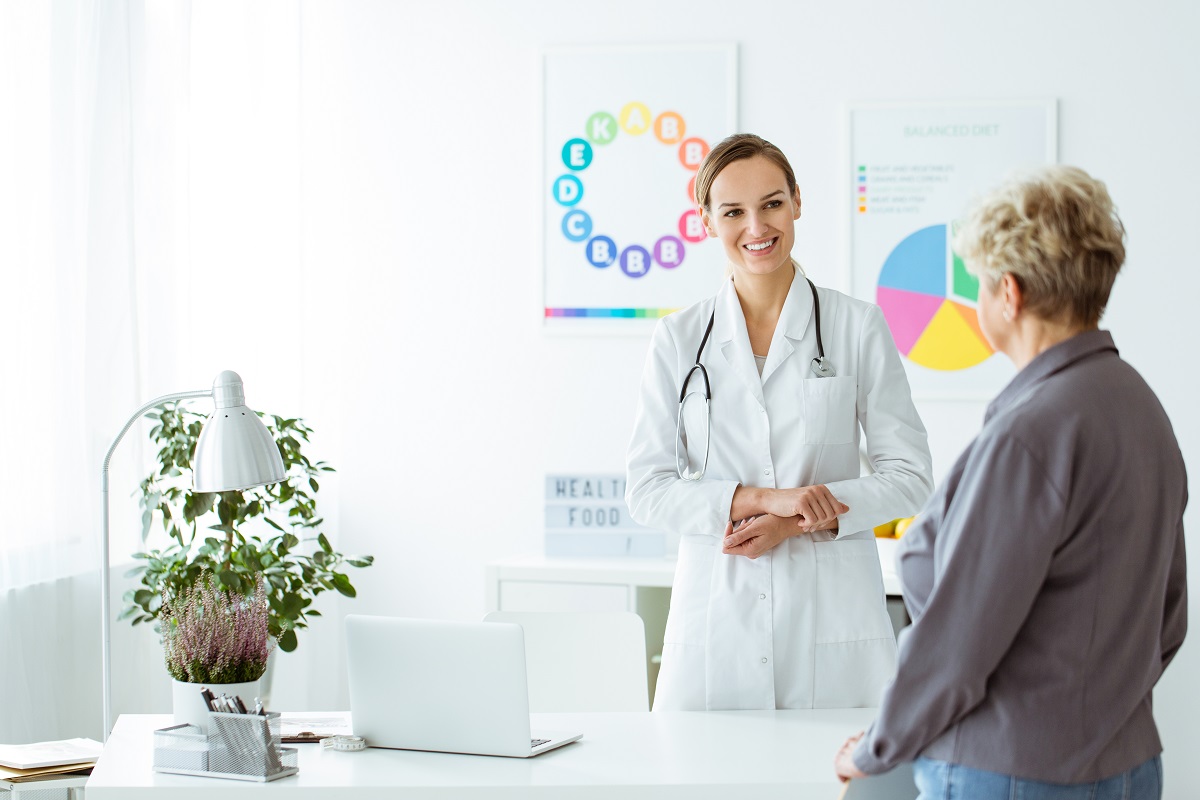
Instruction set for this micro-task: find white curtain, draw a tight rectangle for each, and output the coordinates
[0,0,315,742]
[0,0,142,591]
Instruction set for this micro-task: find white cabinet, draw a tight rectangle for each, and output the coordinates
[498,580,631,613]
[486,543,904,707]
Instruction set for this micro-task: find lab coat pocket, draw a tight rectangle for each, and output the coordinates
[663,537,715,646]
[813,637,896,708]
[812,538,893,644]
[801,376,857,445]
[811,540,895,706]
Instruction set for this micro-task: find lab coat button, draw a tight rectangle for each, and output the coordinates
[759,593,766,600]
[761,657,769,664]
[764,468,772,476]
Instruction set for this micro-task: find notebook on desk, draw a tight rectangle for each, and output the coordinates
[345,615,582,758]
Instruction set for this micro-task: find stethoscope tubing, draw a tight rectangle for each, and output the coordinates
[675,278,832,481]
[681,277,832,402]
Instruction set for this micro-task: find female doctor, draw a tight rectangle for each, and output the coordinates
[626,133,934,711]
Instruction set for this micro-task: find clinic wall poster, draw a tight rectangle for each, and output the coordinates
[543,44,737,329]
[848,100,1057,399]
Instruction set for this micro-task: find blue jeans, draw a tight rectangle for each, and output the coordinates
[913,755,1162,800]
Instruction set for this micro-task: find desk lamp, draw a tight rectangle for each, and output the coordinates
[100,370,285,739]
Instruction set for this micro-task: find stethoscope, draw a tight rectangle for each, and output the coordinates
[675,277,834,481]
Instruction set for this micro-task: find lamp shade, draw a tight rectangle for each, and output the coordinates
[193,370,286,492]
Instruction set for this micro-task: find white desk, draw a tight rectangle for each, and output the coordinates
[88,710,879,799]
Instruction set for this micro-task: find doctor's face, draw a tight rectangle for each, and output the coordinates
[701,155,801,279]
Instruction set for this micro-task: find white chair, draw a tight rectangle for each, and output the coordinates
[482,611,649,712]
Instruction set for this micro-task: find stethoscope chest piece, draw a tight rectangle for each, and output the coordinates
[810,356,835,378]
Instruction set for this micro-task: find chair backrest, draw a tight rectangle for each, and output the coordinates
[482,611,649,712]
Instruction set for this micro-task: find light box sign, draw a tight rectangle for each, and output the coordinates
[544,474,664,558]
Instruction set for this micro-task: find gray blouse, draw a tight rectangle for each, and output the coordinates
[853,329,1188,783]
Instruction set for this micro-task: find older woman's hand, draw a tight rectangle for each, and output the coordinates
[834,731,868,782]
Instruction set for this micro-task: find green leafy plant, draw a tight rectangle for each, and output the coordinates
[121,402,373,652]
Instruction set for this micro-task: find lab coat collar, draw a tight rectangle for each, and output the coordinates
[713,278,766,408]
[761,265,815,384]
[985,329,1119,423]
[712,265,814,405]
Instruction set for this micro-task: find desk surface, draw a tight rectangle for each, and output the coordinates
[88,710,880,799]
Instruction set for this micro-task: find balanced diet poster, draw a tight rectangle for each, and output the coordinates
[848,101,1056,398]
[543,44,737,330]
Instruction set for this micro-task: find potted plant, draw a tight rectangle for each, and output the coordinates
[121,403,374,658]
[163,573,272,726]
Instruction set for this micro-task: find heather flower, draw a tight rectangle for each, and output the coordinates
[161,574,274,684]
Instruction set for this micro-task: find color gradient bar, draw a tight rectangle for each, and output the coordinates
[545,307,677,318]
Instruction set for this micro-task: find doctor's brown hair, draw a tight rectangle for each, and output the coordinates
[693,133,800,213]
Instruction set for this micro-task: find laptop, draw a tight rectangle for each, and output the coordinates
[345,615,583,757]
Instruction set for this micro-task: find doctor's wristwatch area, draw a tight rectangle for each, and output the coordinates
[677,276,834,481]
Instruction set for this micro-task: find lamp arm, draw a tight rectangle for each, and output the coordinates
[100,388,210,741]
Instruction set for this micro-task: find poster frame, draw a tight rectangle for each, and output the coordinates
[843,98,1058,399]
[541,43,739,337]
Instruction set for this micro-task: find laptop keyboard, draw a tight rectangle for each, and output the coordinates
[532,738,551,748]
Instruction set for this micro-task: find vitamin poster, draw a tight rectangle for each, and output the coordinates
[543,45,737,330]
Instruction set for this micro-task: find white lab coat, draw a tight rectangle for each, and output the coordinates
[626,267,933,710]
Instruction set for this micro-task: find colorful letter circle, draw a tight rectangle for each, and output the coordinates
[554,105,710,279]
[562,210,592,242]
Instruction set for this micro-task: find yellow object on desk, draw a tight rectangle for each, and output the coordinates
[875,516,916,539]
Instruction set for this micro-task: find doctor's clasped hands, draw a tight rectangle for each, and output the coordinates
[722,483,849,558]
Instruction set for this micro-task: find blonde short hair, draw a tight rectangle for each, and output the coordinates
[954,165,1126,327]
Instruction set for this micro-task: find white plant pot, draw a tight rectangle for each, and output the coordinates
[172,678,262,730]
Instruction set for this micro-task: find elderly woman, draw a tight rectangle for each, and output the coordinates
[834,165,1188,798]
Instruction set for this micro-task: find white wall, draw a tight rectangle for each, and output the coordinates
[285,0,1200,791]
[82,0,1199,790]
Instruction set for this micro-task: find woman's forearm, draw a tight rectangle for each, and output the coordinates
[730,484,768,522]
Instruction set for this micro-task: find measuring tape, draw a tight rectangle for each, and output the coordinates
[320,735,367,752]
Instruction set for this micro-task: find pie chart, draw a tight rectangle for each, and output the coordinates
[876,224,993,371]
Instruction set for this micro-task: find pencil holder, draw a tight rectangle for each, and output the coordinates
[153,712,297,782]
[153,723,209,772]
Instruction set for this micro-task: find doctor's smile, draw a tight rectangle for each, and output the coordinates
[743,237,777,253]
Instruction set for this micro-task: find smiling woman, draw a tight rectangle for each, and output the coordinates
[693,135,802,284]
[625,133,935,712]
